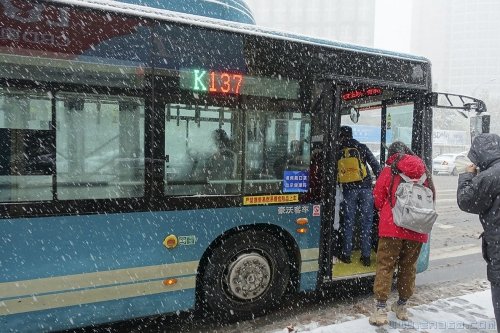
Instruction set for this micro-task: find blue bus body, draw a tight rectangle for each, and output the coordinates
[1,205,320,332]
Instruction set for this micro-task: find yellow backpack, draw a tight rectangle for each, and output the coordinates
[338,148,367,183]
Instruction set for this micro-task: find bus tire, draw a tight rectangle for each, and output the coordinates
[201,230,290,319]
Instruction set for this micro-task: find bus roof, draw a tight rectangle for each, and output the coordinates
[116,0,255,24]
[48,0,429,63]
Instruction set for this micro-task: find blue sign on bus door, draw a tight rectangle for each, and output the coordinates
[283,171,309,193]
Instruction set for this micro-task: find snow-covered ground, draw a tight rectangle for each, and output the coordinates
[130,277,492,332]
[274,287,496,332]
[173,277,492,333]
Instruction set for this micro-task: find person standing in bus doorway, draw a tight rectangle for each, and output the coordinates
[338,125,381,266]
[369,141,435,326]
[457,133,500,331]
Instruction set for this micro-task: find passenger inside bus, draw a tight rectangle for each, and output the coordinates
[272,139,306,178]
[303,140,323,203]
[205,129,237,182]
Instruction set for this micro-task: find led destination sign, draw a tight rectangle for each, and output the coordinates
[342,87,383,101]
[187,69,243,94]
[180,68,299,99]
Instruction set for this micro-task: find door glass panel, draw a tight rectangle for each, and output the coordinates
[341,108,383,158]
[164,104,242,196]
[386,103,415,146]
[341,102,414,166]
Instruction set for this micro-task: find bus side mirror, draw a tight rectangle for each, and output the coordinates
[349,107,360,123]
[470,113,491,143]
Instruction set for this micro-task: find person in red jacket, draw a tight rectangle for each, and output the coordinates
[369,141,436,326]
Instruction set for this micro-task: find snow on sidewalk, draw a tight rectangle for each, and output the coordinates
[273,290,496,332]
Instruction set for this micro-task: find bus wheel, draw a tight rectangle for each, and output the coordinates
[201,230,290,319]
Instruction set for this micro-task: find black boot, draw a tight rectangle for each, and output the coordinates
[361,256,371,267]
[339,254,351,264]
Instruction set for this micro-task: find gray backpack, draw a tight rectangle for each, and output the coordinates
[390,172,438,234]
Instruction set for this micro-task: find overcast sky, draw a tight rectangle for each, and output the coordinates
[374,0,412,53]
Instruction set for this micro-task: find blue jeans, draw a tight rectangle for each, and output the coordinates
[340,188,374,258]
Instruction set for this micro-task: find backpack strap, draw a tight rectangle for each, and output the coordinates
[417,173,427,185]
[389,172,395,208]
[389,172,413,208]
[399,172,427,184]
[398,173,412,183]
[388,171,403,208]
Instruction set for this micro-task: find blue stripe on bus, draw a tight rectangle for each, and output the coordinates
[0,288,196,333]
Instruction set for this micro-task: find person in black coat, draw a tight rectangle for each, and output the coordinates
[457,133,500,331]
[338,126,381,266]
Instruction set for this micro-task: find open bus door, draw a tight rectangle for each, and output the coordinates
[318,85,430,284]
[318,88,489,286]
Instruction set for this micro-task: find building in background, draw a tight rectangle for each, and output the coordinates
[411,0,500,98]
[243,0,376,46]
[245,0,500,99]
[410,0,451,93]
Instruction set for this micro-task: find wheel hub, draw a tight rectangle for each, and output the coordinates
[226,252,271,300]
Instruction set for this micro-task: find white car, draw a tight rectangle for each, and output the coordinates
[432,153,467,176]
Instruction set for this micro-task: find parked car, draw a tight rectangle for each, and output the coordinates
[432,153,467,176]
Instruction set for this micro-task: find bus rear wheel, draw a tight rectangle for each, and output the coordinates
[201,230,290,319]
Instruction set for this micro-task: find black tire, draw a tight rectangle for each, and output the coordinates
[201,230,290,319]
[451,167,458,176]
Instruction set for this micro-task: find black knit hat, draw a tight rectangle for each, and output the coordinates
[339,126,353,138]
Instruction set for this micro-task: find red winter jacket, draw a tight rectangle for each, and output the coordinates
[372,153,431,243]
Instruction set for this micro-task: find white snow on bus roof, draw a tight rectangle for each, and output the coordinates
[47,0,428,63]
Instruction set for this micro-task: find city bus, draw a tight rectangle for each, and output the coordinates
[0,0,488,332]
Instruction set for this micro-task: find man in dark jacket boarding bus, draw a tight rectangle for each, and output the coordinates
[457,133,500,332]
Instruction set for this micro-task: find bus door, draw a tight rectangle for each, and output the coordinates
[327,85,429,279]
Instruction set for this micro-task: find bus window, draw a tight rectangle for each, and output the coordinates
[245,110,311,195]
[384,103,415,154]
[341,102,415,166]
[341,107,383,164]
[164,104,242,196]
[0,89,53,201]
[55,93,145,200]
